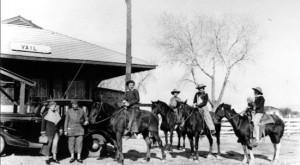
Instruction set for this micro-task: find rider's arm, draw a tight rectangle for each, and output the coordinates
[193,93,198,105]
[197,94,208,108]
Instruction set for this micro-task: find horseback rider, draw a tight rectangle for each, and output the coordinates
[169,89,182,123]
[123,80,140,136]
[251,87,265,147]
[193,84,216,135]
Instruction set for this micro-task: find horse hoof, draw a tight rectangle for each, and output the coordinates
[242,158,248,164]
[162,153,166,160]
[216,155,222,159]
[207,154,214,159]
[146,157,150,162]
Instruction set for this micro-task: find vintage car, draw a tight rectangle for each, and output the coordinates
[0,99,108,157]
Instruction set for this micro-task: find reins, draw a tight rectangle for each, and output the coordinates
[181,106,196,124]
[92,105,126,125]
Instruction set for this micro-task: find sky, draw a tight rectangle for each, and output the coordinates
[1,0,300,111]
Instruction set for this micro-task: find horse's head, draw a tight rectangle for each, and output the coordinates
[89,101,115,124]
[151,100,166,115]
[177,100,193,129]
[89,102,102,124]
[215,103,234,120]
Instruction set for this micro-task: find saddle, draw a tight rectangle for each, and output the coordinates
[258,113,276,139]
[259,113,275,125]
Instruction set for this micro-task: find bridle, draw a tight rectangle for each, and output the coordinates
[219,106,245,121]
[91,102,126,125]
[180,105,195,124]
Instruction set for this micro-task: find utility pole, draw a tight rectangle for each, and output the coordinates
[125,0,132,89]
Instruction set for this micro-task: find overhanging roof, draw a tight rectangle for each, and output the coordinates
[0,67,36,86]
[1,16,156,71]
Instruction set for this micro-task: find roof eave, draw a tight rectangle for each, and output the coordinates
[0,53,157,70]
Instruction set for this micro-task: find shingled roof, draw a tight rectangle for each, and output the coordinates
[1,16,156,69]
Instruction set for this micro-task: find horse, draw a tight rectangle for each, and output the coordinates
[151,100,186,151]
[89,101,166,164]
[215,103,285,164]
[177,101,222,160]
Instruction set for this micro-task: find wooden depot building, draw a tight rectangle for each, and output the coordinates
[0,16,156,114]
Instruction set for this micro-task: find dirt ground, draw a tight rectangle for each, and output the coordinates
[1,134,299,165]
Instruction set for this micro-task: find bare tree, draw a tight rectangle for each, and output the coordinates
[157,14,258,109]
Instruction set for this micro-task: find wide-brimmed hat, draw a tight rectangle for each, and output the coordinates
[252,87,263,94]
[196,84,206,90]
[48,101,56,107]
[171,89,180,95]
[126,80,135,86]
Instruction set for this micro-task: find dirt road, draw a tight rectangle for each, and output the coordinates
[1,134,299,165]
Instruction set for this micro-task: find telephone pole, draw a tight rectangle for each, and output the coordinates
[125,0,132,88]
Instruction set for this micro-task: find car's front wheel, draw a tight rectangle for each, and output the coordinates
[88,134,106,158]
[0,135,6,156]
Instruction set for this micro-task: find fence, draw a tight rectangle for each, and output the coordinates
[221,117,300,135]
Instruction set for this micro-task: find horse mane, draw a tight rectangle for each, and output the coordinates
[156,100,173,112]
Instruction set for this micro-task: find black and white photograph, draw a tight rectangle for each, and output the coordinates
[0,0,299,165]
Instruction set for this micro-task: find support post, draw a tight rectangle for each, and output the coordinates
[19,82,26,114]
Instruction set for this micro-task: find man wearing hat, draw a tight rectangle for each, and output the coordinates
[169,89,182,123]
[193,84,216,135]
[64,100,89,163]
[123,80,140,135]
[251,87,265,147]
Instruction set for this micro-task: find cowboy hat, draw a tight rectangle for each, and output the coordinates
[196,83,206,89]
[171,89,180,95]
[252,87,263,94]
[125,80,135,86]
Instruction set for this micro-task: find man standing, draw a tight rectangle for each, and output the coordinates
[64,100,88,163]
[193,84,216,135]
[123,80,140,135]
[251,87,265,147]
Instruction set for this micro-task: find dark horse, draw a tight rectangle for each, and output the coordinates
[177,101,222,160]
[215,103,285,164]
[151,100,186,151]
[89,102,166,164]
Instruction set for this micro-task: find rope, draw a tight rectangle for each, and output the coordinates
[63,62,85,98]
[226,109,247,121]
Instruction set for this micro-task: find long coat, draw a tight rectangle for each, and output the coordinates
[40,110,62,156]
[64,108,88,137]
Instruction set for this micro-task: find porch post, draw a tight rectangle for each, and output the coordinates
[19,82,26,114]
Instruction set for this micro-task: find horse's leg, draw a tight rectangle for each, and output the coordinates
[177,129,181,150]
[188,134,194,158]
[272,142,281,163]
[215,124,221,159]
[182,132,186,149]
[206,130,214,159]
[248,148,255,165]
[242,145,249,164]
[194,133,200,160]
[152,131,166,160]
[164,131,169,149]
[116,132,124,164]
[143,131,151,162]
[112,139,119,161]
[170,129,174,151]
